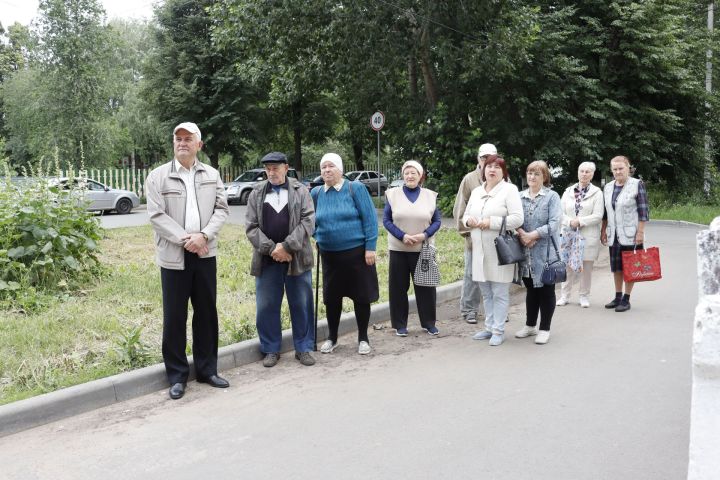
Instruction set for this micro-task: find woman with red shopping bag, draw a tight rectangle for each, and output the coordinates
[600,156,649,312]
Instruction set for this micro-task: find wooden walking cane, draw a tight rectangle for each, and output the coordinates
[314,243,320,351]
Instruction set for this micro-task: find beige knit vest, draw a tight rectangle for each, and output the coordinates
[386,187,438,252]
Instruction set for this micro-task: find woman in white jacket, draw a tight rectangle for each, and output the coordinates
[557,162,604,308]
[463,155,523,346]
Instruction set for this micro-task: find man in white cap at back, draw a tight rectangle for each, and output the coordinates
[146,122,230,400]
[452,143,497,324]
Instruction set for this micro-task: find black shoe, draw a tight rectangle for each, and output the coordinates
[263,353,280,367]
[169,382,186,400]
[197,374,229,388]
[295,351,316,366]
[615,302,631,313]
[605,298,621,309]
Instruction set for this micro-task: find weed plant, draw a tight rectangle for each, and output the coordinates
[0,158,104,312]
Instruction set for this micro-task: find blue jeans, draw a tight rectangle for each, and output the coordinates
[477,281,509,335]
[255,263,315,354]
[461,247,482,318]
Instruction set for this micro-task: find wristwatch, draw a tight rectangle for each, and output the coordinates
[201,232,209,241]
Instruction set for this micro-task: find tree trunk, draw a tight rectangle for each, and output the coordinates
[292,100,303,172]
[353,142,364,170]
[408,55,418,99]
[209,152,219,168]
[419,21,439,108]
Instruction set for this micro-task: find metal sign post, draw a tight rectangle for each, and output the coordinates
[370,111,385,196]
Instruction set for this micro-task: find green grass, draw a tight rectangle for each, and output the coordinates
[0,225,465,405]
[650,204,718,225]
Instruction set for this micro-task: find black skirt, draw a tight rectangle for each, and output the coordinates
[320,245,379,304]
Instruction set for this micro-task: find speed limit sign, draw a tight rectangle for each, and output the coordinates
[370,111,385,131]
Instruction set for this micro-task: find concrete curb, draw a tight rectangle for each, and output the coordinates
[650,219,709,228]
[0,282,464,438]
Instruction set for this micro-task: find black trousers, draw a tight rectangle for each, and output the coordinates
[522,277,556,331]
[389,250,437,329]
[326,300,370,344]
[160,252,219,384]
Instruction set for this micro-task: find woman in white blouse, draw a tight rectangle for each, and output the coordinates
[462,155,523,346]
[557,162,604,308]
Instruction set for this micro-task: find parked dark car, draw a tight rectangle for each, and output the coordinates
[301,171,320,187]
[345,170,388,196]
[225,168,298,205]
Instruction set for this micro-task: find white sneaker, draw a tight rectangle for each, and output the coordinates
[556,297,569,306]
[473,330,493,340]
[579,296,590,308]
[535,330,551,344]
[320,340,338,354]
[358,341,371,355]
[515,325,538,338]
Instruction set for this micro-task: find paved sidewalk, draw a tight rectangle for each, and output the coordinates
[0,222,700,479]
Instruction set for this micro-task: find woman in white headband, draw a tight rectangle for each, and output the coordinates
[383,160,441,336]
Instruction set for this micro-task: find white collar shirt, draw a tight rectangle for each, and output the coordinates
[323,178,345,192]
[174,159,201,233]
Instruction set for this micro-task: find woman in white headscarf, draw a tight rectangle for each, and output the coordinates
[310,153,379,355]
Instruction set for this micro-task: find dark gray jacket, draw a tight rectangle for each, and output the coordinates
[245,177,315,276]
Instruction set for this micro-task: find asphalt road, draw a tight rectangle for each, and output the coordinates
[0,222,700,480]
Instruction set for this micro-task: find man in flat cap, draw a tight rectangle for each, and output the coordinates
[146,122,230,400]
[246,152,316,368]
[452,143,497,324]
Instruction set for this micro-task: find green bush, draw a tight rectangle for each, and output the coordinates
[0,170,104,312]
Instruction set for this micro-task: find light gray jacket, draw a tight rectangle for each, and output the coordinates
[146,160,229,270]
[245,177,315,276]
[604,177,640,246]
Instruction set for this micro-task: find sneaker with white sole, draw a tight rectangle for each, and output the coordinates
[358,341,371,355]
[396,327,408,337]
[489,334,504,346]
[423,326,439,336]
[556,297,569,306]
[465,314,478,324]
[535,330,551,344]
[473,330,493,340]
[320,340,338,354]
[579,296,590,308]
[515,325,538,338]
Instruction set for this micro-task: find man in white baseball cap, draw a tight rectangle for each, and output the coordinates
[452,143,498,324]
[173,122,202,141]
[145,121,229,400]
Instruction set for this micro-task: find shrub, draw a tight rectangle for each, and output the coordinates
[0,164,104,312]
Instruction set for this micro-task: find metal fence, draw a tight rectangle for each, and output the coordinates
[61,161,401,199]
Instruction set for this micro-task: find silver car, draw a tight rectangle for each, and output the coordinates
[225,168,298,205]
[52,177,140,214]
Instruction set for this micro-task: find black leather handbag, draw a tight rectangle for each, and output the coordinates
[494,216,524,265]
[541,235,567,285]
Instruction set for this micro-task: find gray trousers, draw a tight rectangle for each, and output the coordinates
[460,247,483,318]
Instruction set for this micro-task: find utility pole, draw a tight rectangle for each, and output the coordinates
[705,2,714,196]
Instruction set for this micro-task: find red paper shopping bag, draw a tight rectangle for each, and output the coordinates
[622,246,662,283]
